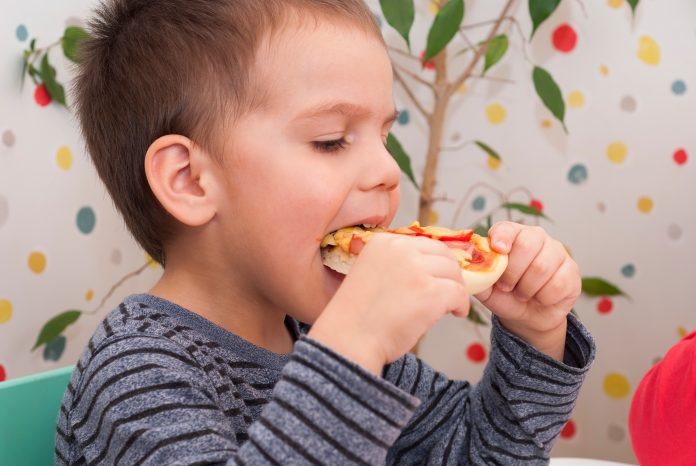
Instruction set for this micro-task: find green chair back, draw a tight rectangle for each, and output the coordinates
[0,366,74,466]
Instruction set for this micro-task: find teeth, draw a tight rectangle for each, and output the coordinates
[360,223,378,228]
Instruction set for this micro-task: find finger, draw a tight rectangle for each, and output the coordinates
[513,239,567,302]
[487,221,525,254]
[495,226,545,293]
[418,254,464,284]
[437,278,470,316]
[535,257,582,307]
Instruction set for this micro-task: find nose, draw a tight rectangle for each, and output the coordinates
[358,140,402,192]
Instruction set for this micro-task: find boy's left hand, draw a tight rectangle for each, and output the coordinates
[475,221,581,360]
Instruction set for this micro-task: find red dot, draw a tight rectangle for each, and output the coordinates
[0,363,6,382]
[34,83,52,107]
[673,148,688,165]
[466,342,487,363]
[420,50,435,70]
[530,199,544,213]
[560,419,576,439]
[597,297,613,314]
[552,24,577,53]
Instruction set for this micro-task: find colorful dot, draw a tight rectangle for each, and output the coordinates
[600,64,610,76]
[529,199,544,213]
[567,91,585,108]
[667,223,682,240]
[671,80,687,95]
[620,96,637,113]
[466,342,487,363]
[85,289,94,301]
[485,103,506,124]
[607,142,628,164]
[552,24,577,53]
[77,206,96,234]
[43,335,66,362]
[0,195,8,228]
[677,326,688,339]
[603,373,631,399]
[429,2,440,15]
[456,83,467,95]
[637,35,661,66]
[111,248,122,265]
[16,24,28,42]
[398,110,410,125]
[0,299,12,325]
[597,297,613,314]
[608,424,626,442]
[420,50,435,70]
[34,84,52,107]
[487,156,501,170]
[56,145,73,171]
[560,419,576,439]
[0,364,6,382]
[541,119,552,128]
[567,164,588,185]
[637,196,653,213]
[28,251,47,274]
[673,148,688,165]
[607,0,624,8]
[621,263,636,278]
[146,253,160,269]
[429,209,440,225]
[2,130,15,147]
[472,196,486,211]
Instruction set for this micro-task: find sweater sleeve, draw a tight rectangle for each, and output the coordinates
[629,331,696,466]
[383,314,596,465]
[61,334,420,465]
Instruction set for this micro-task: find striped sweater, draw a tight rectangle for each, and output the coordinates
[56,294,595,465]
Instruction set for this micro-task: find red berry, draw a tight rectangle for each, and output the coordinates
[597,297,613,314]
[673,148,688,165]
[420,50,435,70]
[466,343,487,363]
[552,24,577,53]
[530,199,544,213]
[560,419,576,439]
[0,363,6,382]
[34,83,52,107]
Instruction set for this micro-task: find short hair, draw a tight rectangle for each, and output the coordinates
[74,0,383,265]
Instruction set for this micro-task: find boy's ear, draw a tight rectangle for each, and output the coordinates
[144,134,217,227]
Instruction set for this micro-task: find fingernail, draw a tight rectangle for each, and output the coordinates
[494,240,507,251]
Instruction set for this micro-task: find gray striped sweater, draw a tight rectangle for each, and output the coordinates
[56,294,595,465]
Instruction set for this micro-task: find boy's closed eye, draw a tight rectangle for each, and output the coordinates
[311,135,392,154]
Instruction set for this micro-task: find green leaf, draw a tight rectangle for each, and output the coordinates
[379,0,415,49]
[483,35,509,74]
[581,277,628,298]
[424,0,465,64]
[32,310,82,351]
[62,26,90,63]
[529,0,561,38]
[386,133,418,189]
[40,53,67,106]
[501,202,550,220]
[626,0,639,14]
[467,305,489,326]
[29,38,36,51]
[532,66,566,131]
[474,141,501,161]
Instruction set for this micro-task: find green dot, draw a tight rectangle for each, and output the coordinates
[76,207,96,234]
[472,196,486,211]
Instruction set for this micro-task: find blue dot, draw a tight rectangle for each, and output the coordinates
[77,207,96,234]
[43,335,66,362]
[621,264,636,278]
[671,80,687,95]
[472,196,486,211]
[16,24,28,42]
[398,110,410,125]
[567,164,588,185]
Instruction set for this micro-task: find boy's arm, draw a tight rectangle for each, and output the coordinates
[61,334,421,465]
[384,314,595,465]
[629,331,696,466]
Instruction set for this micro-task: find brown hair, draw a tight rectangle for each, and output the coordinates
[74,0,383,265]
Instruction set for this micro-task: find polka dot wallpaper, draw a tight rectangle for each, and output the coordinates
[1,0,694,463]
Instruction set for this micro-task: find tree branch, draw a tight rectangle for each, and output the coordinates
[393,62,435,90]
[393,67,431,121]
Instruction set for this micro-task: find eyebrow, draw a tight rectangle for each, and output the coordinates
[294,102,400,125]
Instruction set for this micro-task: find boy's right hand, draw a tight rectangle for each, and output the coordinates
[308,233,470,375]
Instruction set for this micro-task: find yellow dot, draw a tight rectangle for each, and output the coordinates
[56,145,73,171]
[28,251,47,274]
[541,119,552,129]
[677,326,688,339]
[600,64,610,76]
[607,142,628,164]
[85,289,94,302]
[568,91,585,108]
[0,299,12,325]
[456,82,467,95]
[607,0,624,8]
[145,253,160,269]
[429,1,440,15]
[485,103,506,125]
[428,210,439,225]
[638,35,661,66]
[637,196,654,213]
[604,373,631,399]
[487,155,501,171]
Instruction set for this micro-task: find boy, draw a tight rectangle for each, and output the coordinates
[56,0,595,464]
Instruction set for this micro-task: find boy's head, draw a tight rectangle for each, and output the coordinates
[75,0,387,265]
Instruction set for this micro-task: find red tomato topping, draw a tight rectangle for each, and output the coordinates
[349,235,366,255]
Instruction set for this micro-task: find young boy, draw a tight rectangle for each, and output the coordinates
[56,0,595,464]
